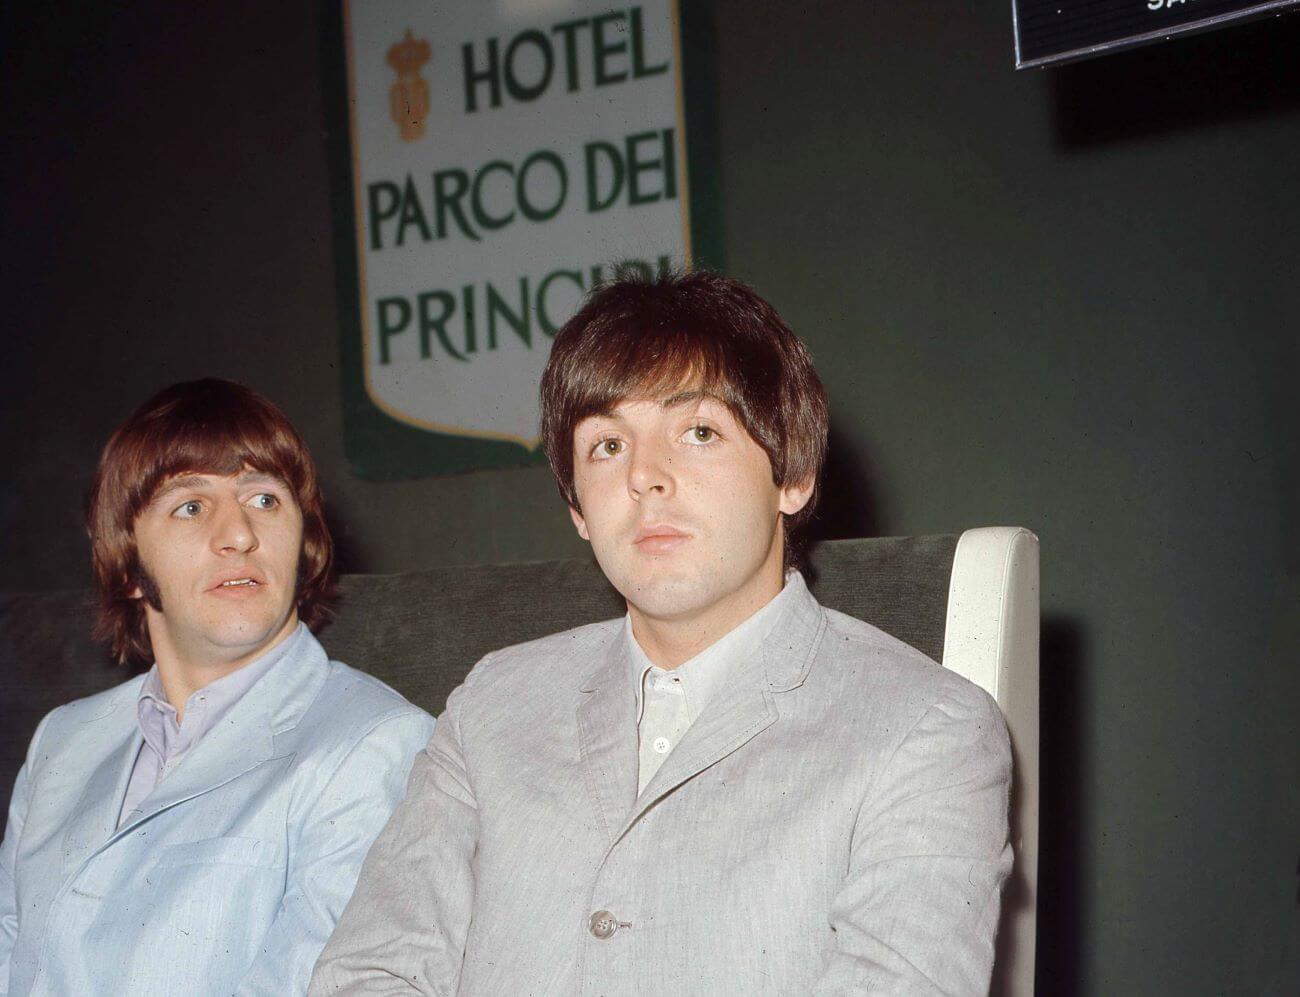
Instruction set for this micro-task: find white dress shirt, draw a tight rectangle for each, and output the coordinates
[116,624,304,828]
[627,573,802,795]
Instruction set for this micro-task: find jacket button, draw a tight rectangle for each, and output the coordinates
[588,910,620,939]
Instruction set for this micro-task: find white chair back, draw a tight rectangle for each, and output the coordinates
[943,527,1040,997]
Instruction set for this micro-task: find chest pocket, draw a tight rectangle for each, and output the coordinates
[151,835,283,871]
[99,836,288,993]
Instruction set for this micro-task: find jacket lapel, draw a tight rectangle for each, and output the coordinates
[575,631,640,849]
[118,701,277,832]
[619,576,829,837]
[60,686,145,877]
[111,627,330,839]
[628,669,777,822]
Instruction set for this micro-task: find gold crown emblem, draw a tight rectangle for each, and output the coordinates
[387,28,431,76]
[386,28,432,143]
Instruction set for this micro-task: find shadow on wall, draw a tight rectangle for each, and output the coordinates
[808,422,885,544]
[325,504,369,576]
[1034,616,1089,996]
[1050,15,1300,149]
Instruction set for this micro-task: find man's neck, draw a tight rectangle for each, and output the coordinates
[629,561,786,670]
[151,617,298,721]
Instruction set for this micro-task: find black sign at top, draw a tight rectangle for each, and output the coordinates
[1014,0,1300,68]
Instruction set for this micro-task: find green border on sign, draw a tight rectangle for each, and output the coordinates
[321,1,722,480]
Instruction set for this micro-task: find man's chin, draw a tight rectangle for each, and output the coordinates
[200,613,295,659]
[617,572,719,623]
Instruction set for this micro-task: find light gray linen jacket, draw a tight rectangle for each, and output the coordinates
[310,577,1012,995]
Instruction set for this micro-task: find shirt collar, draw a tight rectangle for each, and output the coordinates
[627,572,806,725]
[136,622,307,762]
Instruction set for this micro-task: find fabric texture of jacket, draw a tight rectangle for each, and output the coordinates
[310,577,1012,996]
[0,626,434,997]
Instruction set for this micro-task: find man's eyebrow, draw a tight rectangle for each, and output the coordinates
[577,402,632,425]
[150,474,210,501]
[660,388,721,409]
[235,471,285,487]
[149,471,286,504]
[577,390,723,424]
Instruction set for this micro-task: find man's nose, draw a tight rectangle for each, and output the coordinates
[627,443,676,500]
[210,502,258,554]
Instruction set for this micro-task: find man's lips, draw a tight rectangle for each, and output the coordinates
[207,569,268,592]
[633,524,691,554]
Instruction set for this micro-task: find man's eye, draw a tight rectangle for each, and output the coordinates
[173,501,202,519]
[683,425,717,445]
[591,438,625,459]
[248,493,280,510]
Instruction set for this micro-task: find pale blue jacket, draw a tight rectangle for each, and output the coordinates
[0,626,434,996]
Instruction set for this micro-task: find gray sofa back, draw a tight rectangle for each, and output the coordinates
[0,535,957,816]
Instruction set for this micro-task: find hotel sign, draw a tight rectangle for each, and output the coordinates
[329,1,705,477]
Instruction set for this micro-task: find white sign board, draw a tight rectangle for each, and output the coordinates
[340,0,691,472]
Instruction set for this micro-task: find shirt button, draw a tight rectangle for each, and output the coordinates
[652,736,671,754]
[589,910,620,939]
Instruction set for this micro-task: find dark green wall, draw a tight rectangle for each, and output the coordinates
[709,5,1297,993]
[1,2,1295,993]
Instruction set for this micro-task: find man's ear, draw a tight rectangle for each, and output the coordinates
[568,504,591,541]
[132,564,164,611]
[778,476,816,518]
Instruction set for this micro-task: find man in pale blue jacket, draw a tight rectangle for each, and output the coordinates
[0,379,434,996]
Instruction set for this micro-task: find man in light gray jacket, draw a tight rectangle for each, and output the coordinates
[312,272,1012,995]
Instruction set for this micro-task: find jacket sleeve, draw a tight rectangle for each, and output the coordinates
[308,671,483,997]
[0,711,53,997]
[812,682,1014,996]
[232,708,435,997]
